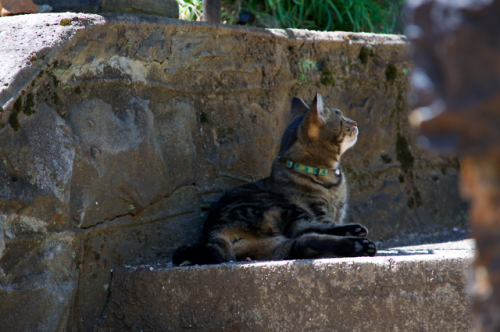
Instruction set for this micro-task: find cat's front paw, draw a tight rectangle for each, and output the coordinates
[343,224,368,238]
[350,237,377,256]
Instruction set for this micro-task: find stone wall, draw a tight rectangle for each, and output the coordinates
[0,13,466,331]
[31,0,179,18]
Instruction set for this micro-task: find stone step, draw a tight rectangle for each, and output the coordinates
[97,240,474,331]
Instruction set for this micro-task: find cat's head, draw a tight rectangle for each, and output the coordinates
[279,94,358,164]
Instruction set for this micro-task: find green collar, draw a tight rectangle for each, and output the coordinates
[286,160,336,176]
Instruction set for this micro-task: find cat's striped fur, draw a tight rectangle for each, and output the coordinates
[173,94,377,266]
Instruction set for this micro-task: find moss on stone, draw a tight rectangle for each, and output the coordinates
[47,71,59,88]
[297,58,316,85]
[200,112,209,124]
[320,62,335,87]
[24,93,35,115]
[60,19,71,26]
[13,96,22,112]
[359,45,374,65]
[396,133,414,173]
[385,64,398,82]
[75,87,82,94]
[380,152,392,164]
[53,92,60,105]
[9,112,20,131]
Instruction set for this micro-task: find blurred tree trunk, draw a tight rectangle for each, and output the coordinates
[407,0,500,330]
[203,0,221,23]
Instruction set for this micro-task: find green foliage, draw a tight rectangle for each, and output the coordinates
[177,0,403,33]
[178,0,203,21]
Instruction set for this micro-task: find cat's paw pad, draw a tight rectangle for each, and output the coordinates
[344,224,368,238]
[352,238,377,256]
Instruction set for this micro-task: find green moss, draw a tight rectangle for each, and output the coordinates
[298,73,307,84]
[31,80,36,87]
[359,45,374,64]
[53,60,59,68]
[13,97,22,112]
[297,58,316,85]
[37,71,44,78]
[75,87,82,94]
[396,134,414,173]
[320,62,335,87]
[200,112,209,124]
[380,152,392,164]
[60,19,71,26]
[53,92,60,105]
[385,64,398,82]
[9,112,20,131]
[24,93,35,115]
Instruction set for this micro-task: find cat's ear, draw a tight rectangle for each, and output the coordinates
[290,97,309,120]
[301,94,325,141]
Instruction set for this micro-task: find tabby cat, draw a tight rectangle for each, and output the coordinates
[173,94,377,266]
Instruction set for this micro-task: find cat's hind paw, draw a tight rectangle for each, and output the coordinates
[350,238,377,256]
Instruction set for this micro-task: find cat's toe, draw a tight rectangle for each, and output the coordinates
[353,226,368,237]
[343,224,368,237]
[350,238,377,257]
[354,241,363,253]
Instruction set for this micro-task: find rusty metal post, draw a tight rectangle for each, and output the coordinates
[203,0,221,23]
[407,0,500,330]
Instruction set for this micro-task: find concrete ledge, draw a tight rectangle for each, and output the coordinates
[98,240,474,331]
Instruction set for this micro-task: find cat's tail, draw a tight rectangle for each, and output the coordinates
[172,244,225,266]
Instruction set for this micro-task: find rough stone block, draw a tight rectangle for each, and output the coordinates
[98,241,474,331]
[33,0,101,13]
[0,13,468,331]
[101,0,179,18]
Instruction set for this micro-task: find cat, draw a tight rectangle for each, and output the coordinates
[173,94,377,266]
